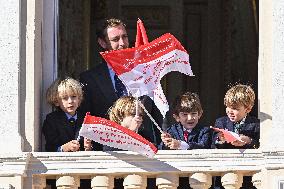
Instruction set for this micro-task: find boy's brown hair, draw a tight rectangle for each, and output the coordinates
[224,84,255,108]
[108,96,143,125]
[172,92,203,116]
[46,77,83,107]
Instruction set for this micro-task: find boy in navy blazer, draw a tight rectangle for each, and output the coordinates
[212,84,260,149]
[212,84,260,189]
[42,77,94,152]
[160,92,211,150]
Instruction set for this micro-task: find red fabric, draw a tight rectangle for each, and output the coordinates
[211,127,243,143]
[100,33,188,75]
[79,113,158,154]
[183,130,189,141]
[135,19,149,47]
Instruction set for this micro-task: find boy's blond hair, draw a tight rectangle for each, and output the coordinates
[108,96,143,125]
[46,77,83,107]
[172,92,203,116]
[224,84,255,108]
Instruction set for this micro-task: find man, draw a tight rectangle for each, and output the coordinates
[79,18,163,147]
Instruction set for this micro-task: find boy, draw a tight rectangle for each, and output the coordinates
[42,77,94,152]
[212,84,260,149]
[160,92,211,150]
[104,96,144,151]
[212,84,259,189]
[104,96,145,189]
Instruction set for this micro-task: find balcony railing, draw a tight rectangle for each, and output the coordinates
[1,149,278,189]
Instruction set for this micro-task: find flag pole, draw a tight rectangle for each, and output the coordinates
[135,97,139,116]
[138,100,163,134]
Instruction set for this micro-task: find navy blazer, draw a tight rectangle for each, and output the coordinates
[79,62,163,146]
[212,115,260,149]
[159,123,212,150]
[42,109,85,152]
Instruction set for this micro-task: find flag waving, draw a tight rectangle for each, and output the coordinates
[135,18,149,47]
[79,113,158,158]
[100,19,193,117]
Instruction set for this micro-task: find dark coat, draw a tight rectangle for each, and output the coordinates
[42,109,84,152]
[159,123,212,150]
[211,115,260,149]
[79,63,163,146]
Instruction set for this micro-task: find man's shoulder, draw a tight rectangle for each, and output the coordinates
[80,63,107,78]
[80,63,103,76]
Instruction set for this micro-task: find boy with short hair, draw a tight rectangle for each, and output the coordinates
[160,92,212,150]
[212,84,260,149]
[212,84,259,189]
[42,77,94,152]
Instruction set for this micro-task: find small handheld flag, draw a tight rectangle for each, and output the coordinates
[79,113,158,158]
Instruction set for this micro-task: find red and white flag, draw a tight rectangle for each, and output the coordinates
[211,127,244,143]
[79,113,158,158]
[101,20,193,117]
[135,18,149,47]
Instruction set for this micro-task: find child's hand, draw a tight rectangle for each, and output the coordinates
[161,132,172,145]
[62,140,80,152]
[167,139,181,150]
[128,115,143,132]
[84,138,93,151]
[217,132,226,142]
[231,135,252,146]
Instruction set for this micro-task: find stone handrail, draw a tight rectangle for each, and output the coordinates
[1,149,282,188]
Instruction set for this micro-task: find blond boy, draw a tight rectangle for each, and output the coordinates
[212,84,260,149]
[42,77,94,152]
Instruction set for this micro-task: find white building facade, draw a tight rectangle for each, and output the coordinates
[0,0,283,188]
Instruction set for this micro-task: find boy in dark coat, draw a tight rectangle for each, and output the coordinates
[160,92,211,150]
[212,84,259,189]
[42,77,94,152]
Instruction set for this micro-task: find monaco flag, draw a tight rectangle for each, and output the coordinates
[135,18,149,47]
[79,113,158,158]
[100,20,193,117]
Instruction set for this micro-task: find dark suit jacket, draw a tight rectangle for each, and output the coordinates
[79,63,163,146]
[159,123,212,150]
[42,109,84,152]
[212,115,260,149]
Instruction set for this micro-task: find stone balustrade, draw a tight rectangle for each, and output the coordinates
[1,149,283,188]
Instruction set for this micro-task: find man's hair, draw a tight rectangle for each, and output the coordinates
[46,77,83,107]
[224,84,255,108]
[172,92,203,115]
[96,18,126,39]
[108,96,143,125]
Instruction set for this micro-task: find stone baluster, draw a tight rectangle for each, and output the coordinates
[56,175,80,189]
[221,172,243,189]
[189,173,212,189]
[252,172,262,189]
[156,173,179,189]
[123,174,147,189]
[32,175,46,189]
[91,175,114,189]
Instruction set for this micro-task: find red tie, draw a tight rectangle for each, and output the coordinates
[184,130,189,141]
